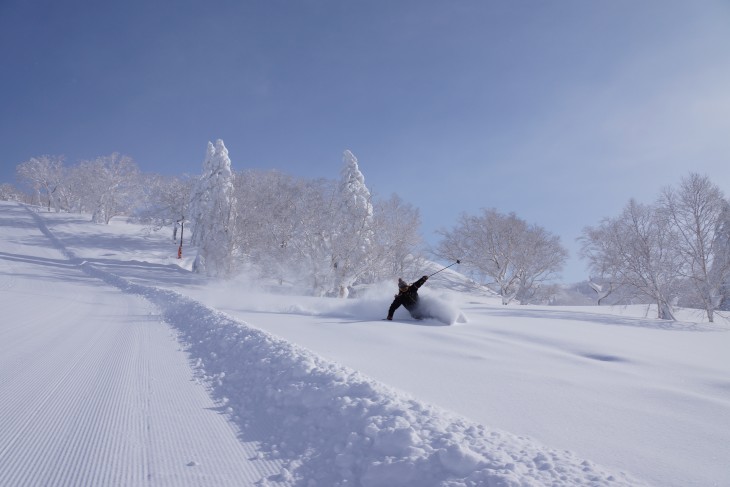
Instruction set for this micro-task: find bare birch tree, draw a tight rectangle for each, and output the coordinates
[657,173,729,322]
[371,194,424,279]
[581,199,681,320]
[436,208,567,304]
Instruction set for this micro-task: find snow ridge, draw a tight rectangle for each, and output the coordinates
[24,205,649,487]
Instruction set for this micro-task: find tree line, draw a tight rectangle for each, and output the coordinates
[6,142,425,298]
[4,141,729,320]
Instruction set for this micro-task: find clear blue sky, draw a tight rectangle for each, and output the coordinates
[2,0,729,282]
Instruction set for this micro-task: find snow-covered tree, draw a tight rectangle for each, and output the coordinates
[135,173,194,240]
[581,199,681,320]
[372,194,424,278]
[657,173,729,322]
[220,150,424,294]
[188,140,237,277]
[288,178,336,295]
[16,155,65,212]
[514,224,568,304]
[436,208,567,304]
[715,203,730,312]
[71,154,140,224]
[329,150,375,297]
[0,183,27,202]
[229,170,330,294]
[61,164,89,213]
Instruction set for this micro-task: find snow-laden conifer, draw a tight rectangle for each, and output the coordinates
[189,140,237,277]
[330,150,375,297]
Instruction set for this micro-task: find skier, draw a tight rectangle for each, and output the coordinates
[386,275,429,320]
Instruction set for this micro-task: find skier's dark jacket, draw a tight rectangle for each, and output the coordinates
[387,275,428,320]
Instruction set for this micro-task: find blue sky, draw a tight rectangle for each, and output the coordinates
[2,0,730,282]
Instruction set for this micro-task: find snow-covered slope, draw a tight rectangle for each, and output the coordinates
[2,201,729,486]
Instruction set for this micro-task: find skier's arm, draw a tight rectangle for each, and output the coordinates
[411,275,428,290]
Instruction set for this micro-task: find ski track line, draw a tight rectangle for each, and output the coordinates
[44,319,146,487]
[0,259,151,485]
[0,206,289,487]
[0,321,113,484]
[0,276,112,457]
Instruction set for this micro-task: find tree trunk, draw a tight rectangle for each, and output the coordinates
[657,299,676,321]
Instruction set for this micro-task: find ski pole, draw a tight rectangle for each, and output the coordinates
[428,259,461,278]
